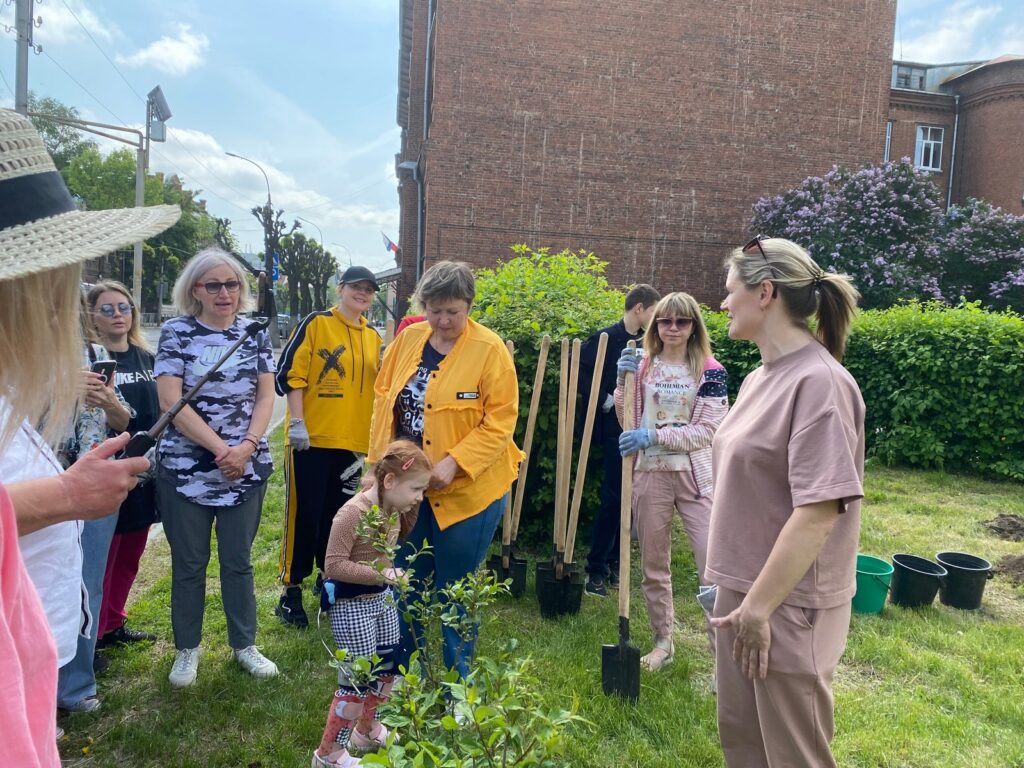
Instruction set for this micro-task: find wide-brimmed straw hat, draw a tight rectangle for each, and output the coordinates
[0,108,181,282]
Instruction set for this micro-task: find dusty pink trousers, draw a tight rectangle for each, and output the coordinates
[633,470,711,640]
[714,586,852,768]
[99,528,150,637]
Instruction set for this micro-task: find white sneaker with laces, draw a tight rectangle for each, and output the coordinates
[234,645,279,679]
[169,647,201,688]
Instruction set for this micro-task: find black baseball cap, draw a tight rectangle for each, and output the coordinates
[339,265,379,290]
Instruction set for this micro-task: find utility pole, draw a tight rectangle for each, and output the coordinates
[14,0,34,115]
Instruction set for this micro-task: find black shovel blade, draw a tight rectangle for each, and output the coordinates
[601,618,641,702]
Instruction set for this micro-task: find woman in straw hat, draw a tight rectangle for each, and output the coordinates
[0,109,178,766]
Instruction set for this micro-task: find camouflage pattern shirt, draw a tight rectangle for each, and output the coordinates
[154,316,275,506]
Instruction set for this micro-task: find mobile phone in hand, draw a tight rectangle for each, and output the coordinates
[90,360,117,385]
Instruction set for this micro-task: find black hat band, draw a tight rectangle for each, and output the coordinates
[0,170,78,231]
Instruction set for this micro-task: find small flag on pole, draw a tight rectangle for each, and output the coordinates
[382,232,400,255]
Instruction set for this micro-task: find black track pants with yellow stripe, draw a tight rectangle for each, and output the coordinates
[279,446,363,587]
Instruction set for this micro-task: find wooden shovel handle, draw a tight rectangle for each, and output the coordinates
[509,335,549,543]
[501,339,516,549]
[619,341,637,620]
[564,332,608,565]
[561,339,582,555]
[555,338,570,553]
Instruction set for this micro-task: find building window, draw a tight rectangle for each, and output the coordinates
[915,126,943,172]
[894,65,926,90]
[883,121,893,162]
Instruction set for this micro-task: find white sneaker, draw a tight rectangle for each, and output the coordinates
[169,647,201,688]
[234,645,279,679]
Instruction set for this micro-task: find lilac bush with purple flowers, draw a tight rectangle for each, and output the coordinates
[752,159,1024,311]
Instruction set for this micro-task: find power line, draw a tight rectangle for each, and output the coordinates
[54,0,261,209]
[0,63,14,97]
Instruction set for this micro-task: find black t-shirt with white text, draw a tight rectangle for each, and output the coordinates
[394,342,446,445]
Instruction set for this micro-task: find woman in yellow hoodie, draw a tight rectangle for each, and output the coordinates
[274,266,383,629]
[367,261,520,678]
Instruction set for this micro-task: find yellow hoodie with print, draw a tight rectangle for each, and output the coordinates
[275,307,381,453]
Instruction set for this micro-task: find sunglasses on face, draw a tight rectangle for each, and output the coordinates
[97,302,132,318]
[655,317,694,330]
[196,280,242,295]
[743,235,779,279]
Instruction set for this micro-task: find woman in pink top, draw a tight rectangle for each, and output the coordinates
[614,292,729,672]
[708,236,864,768]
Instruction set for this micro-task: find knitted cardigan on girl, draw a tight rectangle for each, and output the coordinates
[614,354,729,498]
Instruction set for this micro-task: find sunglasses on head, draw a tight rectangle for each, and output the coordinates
[196,280,242,295]
[97,302,132,318]
[743,235,779,279]
[655,317,694,330]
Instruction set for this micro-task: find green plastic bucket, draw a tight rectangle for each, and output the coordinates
[853,554,893,614]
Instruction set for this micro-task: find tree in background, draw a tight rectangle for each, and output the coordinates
[752,159,944,309]
[65,147,229,312]
[937,199,1024,311]
[751,159,1024,312]
[278,232,338,317]
[27,92,97,173]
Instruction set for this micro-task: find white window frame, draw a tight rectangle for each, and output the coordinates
[914,125,944,172]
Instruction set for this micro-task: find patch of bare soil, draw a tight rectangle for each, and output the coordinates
[983,514,1024,542]
[994,554,1024,587]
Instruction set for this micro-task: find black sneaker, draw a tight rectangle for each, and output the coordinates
[607,568,620,589]
[99,625,157,648]
[275,586,308,628]
[585,577,609,598]
[313,573,324,597]
[93,651,110,675]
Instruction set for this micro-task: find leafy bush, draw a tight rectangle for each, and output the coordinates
[938,199,1024,312]
[345,505,585,767]
[752,159,945,308]
[473,246,624,543]
[751,160,1024,312]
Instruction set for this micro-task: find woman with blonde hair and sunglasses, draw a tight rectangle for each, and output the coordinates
[86,281,161,652]
[708,236,863,767]
[614,291,729,672]
[155,248,278,688]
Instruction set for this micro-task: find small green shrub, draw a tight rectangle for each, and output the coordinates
[473,246,625,543]
[845,301,1024,480]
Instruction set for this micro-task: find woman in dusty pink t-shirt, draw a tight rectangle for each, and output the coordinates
[614,292,729,672]
[708,237,864,768]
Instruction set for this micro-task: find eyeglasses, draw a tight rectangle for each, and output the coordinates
[655,317,694,330]
[97,302,132,318]
[196,280,242,295]
[743,235,779,279]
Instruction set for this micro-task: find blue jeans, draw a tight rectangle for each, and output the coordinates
[57,510,118,707]
[395,494,505,680]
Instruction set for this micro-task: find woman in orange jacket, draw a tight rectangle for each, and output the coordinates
[367,261,520,679]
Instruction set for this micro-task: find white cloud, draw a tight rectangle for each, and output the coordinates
[897,1,1018,62]
[116,25,208,76]
[32,0,116,46]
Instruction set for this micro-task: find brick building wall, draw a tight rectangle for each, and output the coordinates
[948,59,1024,214]
[397,0,897,306]
[887,90,955,202]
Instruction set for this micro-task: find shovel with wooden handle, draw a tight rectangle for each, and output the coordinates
[602,340,641,702]
[506,335,550,597]
[563,332,608,567]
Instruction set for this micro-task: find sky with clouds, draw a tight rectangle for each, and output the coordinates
[1,1,1021,275]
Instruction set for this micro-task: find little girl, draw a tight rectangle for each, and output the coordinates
[312,440,432,768]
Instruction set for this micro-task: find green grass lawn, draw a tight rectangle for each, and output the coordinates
[58,437,1024,767]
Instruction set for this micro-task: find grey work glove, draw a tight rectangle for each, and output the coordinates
[616,347,640,385]
[288,418,310,451]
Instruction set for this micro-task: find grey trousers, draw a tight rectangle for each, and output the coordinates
[158,479,266,650]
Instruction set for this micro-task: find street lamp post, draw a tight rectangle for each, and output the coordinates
[296,216,323,247]
[330,242,353,269]
[225,151,278,345]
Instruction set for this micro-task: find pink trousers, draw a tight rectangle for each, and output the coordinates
[633,470,711,640]
[714,586,851,768]
[99,527,150,637]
